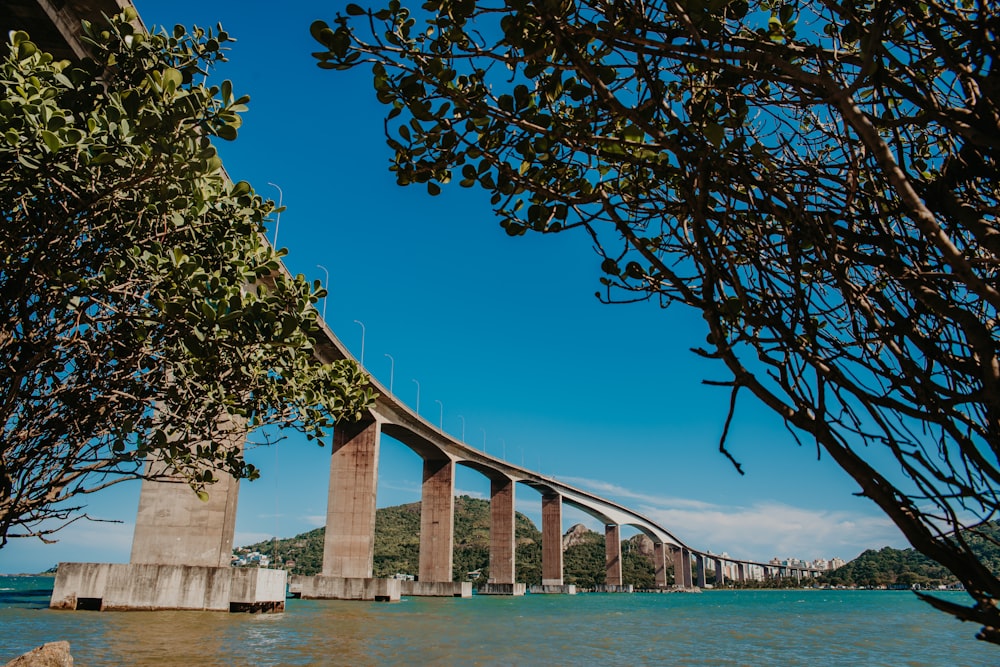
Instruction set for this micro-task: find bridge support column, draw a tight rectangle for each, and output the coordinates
[653,543,668,589]
[737,562,745,583]
[604,524,622,587]
[323,418,381,579]
[419,457,455,584]
[715,558,725,586]
[481,476,524,596]
[676,547,693,588]
[529,492,573,593]
[51,415,284,612]
[695,553,706,588]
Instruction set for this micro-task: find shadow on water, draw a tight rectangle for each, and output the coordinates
[0,588,52,609]
[0,577,55,610]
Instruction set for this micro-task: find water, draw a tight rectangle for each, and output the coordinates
[1,576,995,666]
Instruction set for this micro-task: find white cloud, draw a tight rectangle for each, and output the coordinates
[558,475,905,562]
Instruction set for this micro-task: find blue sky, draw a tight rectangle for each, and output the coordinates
[1,0,908,573]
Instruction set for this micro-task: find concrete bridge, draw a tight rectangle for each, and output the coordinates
[13,0,825,612]
[50,268,823,611]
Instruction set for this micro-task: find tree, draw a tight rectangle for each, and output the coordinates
[310,0,1000,642]
[0,11,374,548]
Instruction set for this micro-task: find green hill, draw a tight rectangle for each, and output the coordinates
[819,523,1000,588]
[242,510,1000,590]
[240,496,543,583]
[239,496,657,586]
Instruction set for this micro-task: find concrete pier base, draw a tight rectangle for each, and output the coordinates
[529,584,577,594]
[400,581,472,597]
[288,575,400,601]
[479,582,526,596]
[593,584,634,593]
[50,563,285,612]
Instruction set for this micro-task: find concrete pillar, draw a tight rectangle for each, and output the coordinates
[541,493,563,586]
[418,457,455,583]
[130,416,244,568]
[672,547,692,587]
[737,562,745,583]
[795,568,802,584]
[695,553,706,588]
[488,477,516,585]
[322,418,381,578]
[605,524,622,587]
[715,558,725,586]
[653,543,668,588]
[682,548,693,587]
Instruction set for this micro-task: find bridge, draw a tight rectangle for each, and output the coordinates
[12,0,824,612]
[50,262,823,611]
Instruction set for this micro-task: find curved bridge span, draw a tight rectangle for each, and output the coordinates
[310,313,820,593]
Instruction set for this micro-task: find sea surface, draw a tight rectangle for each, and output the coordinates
[0,576,996,666]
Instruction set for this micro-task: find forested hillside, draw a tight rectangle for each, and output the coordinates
[240,496,658,586]
[819,523,1000,588]
[241,502,1000,589]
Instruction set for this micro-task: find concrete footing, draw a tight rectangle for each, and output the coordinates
[529,584,577,595]
[478,582,526,596]
[288,575,400,601]
[399,581,472,597]
[593,584,634,593]
[50,563,285,612]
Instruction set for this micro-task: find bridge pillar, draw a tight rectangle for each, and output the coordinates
[130,457,240,568]
[682,548,694,588]
[52,414,284,612]
[653,543,668,588]
[541,492,563,586]
[672,547,691,588]
[604,524,622,587]
[487,476,516,586]
[323,417,381,578]
[714,558,725,586]
[695,553,706,588]
[737,562,745,582]
[418,457,455,583]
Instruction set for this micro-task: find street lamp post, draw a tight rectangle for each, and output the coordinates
[435,399,443,430]
[267,182,283,248]
[458,415,465,443]
[384,353,394,394]
[316,264,329,321]
[354,320,366,366]
[481,428,487,454]
[500,438,506,461]
[412,379,420,414]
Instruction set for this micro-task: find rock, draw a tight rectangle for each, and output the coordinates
[562,523,597,549]
[4,642,73,667]
[628,533,655,559]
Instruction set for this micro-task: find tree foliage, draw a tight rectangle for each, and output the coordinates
[0,11,374,547]
[312,0,1000,642]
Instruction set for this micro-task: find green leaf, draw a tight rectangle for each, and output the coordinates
[40,130,60,152]
[346,3,366,15]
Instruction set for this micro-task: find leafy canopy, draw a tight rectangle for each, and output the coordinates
[0,10,374,547]
[311,0,1000,643]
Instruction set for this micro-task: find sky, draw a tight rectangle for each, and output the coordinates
[1,0,910,573]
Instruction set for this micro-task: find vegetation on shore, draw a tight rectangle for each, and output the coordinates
[241,498,1000,590]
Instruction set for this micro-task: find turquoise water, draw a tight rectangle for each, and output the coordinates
[1,576,996,665]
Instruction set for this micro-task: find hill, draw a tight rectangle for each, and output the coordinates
[818,522,1000,588]
[241,511,1000,589]
[239,497,658,586]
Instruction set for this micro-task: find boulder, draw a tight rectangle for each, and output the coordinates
[4,642,73,667]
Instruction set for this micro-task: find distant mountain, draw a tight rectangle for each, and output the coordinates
[239,497,656,586]
[820,522,1000,588]
[241,509,1000,589]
